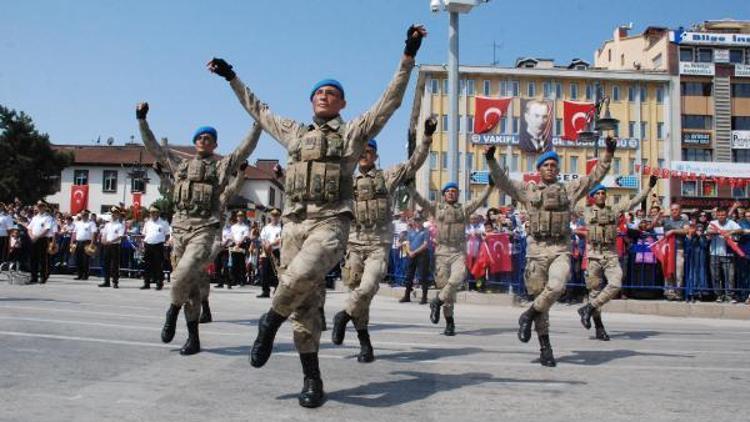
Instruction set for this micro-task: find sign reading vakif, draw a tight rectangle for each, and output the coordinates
[671,30,750,47]
[680,62,715,76]
[472,134,640,150]
[732,131,750,149]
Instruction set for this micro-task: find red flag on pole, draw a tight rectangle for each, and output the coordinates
[470,232,512,278]
[132,192,142,219]
[562,101,595,141]
[473,96,512,134]
[70,185,88,215]
[650,234,676,279]
[586,158,598,175]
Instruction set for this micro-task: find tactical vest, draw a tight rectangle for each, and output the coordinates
[173,158,219,218]
[285,124,352,207]
[436,202,466,247]
[586,205,618,245]
[527,182,571,240]
[353,170,389,229]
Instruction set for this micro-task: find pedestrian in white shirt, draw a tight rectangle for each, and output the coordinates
[258,208,283,298]
[73,211,97,280]
[99,206,126,288]
[140,205,171,290]
[28,201,56,283]
[0,202,14,262]
[229,211,250,287]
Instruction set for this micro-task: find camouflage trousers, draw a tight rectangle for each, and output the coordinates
[342,241,389,329]
[271,214,350,353]
[170,224,219,322]
[435,244,466,319]
[524,238,570,336]
[585,250,622,309]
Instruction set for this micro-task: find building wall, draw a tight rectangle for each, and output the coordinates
[236,180,284,211]
[595,31,670,72]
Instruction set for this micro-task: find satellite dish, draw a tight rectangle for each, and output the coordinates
[106,137,115,146]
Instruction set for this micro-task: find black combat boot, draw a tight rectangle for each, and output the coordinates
[356,329,375,363]
[577,303,595,330]
[180,320,201,355]
[444,316,456,336]
[155,280,164,290]
[593,312,610,341]
[98,280,110,288]
[250,309,287,368]
[429,296,443,324]
[420,285,429,304]
[320,308,327,332]
[140,281,150,290]
[199,300,212,324]
[517,306,539,343]
[161,304,181,343]
[331,310,351,345]
[538,334,557,367]
[298,353,325,408]
[399,282,412,303]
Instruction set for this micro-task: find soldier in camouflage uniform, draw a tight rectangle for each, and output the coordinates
[331,118,435,363]
[208,24,427,408]
[409,179,493,336]
[136,102,261,355]
[486,140,615,367]
[577,175,658,340]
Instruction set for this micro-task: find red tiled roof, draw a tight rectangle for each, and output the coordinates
[52,144,201,165]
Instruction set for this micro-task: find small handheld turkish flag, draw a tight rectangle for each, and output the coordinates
[562,101,595,141]
[473,96,512,134]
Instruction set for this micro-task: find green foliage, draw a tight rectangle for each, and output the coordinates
[0,105,72,204]
[151,196,174,222]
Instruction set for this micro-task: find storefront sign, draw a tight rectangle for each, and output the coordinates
[469,171,634,189]
[679,62,715,76]
[671,30,750,47]
[472,134,639,150]
[671,161,750,178]
[677,197,749,209]
[736,64,750,78]
[714,49,730,63]
[682,132,711,146]
[732,130,750,149]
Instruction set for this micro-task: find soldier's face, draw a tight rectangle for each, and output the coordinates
[312,86,346,119]
[194,134,217,157]
[539,160,559,183]
[594,190,606,206]
[358,146,378,170]
[443,188,459,203]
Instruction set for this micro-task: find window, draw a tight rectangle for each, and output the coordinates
[527,82,536,97]
[511,81,520,96]
[555,118,562,136]
[466,152,474,171]
[681,148,713,161]
[429,152,438,169]
[569,156,579,173]
[465,79,475,96]
[131,177,146,193]
[681,180,697,196]
[732,116,750,130]
[585,84,594,100]
[628,121,636,138]
[457,115,462,133]
[459,79,465,95]
[612,85,620,101]
[629,158,636,175]
[656,87,664,103]
[682,115,713,130]
[512,117,519,134]
[652,53,663,68]
[640,86,647,102]
[525,157,534,172]
[570,83,578,100]
[73,169,89,185]
[499,81,507,96]
[640,122,648,139]
[511,154,519,172]
[628,86,636,102]
[100,205,114,214]
[657,122,664,139]
[681,82,712,96]
[442,79,449,95]
[731,83,750,98]
[696,48,713,63]
[430,79,439,94]
[429,190,437,201]
[269,187,276,207]
[555,83,562,99]
[483,80,491,96]
[441,115,449,132]
[679,47,693,62]
[657,158,665,169]
[732,185,748,199]
[730,49,744,64]
[441,152,448,169]
[734,149,750,163]
[500,117,507,134]
[613,195,622,204]
[102,170,118,193]
[608,49,612,62]
[543,81,553,99]
[467,115,474,133]
[613,158,621,175]
[620,54,625,66]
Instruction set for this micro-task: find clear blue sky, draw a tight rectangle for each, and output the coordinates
[1,0,744,167]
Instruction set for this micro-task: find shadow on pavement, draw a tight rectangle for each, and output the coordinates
[608,330,713,340]
[375,346,487,362]
[455,327,518,336]
[0,297,79,304]
[555,349,694,366]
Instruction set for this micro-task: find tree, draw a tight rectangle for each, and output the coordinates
[0,105,72,204]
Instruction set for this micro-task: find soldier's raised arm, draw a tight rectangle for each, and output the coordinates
[484,146,528,206]
[208,58,301,150]
[613,175,658,214]
[384,117,436,192]
[136,102,179,174]
[221,123,263,178]
[346,25,427,152]
[409,185,436,216]
[220,161,249,208]
[567,137,615,201]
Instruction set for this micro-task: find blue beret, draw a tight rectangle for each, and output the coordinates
[193,126,217,143]
[442,182,459,192]
[588,184,607,198]
[309,79,345,101]
[535,150,559,169]
[367,139,377,151]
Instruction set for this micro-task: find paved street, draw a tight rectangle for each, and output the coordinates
[1,274,749,422]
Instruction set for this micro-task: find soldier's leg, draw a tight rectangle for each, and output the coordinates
[199,270,212,324]
[428,252,451,324]
[180,282,202,355]
[333,248,364,345]
[439,253,465,336]
[591,255,623,308]
[533,252,571,312]
[346,246,386,329]
[578,258,603,330]
[534,310,555,367]
[290,281,326,407]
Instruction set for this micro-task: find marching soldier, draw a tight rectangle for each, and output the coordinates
[28,201,57,284]
[577,176,658,340]
[258,208,283,298]
[208,24,427,408]
[331,118,434,362]
[485,139,615,367]
[99,206,125,288]
[409,179,493,336]
[136,102,261,355]
[141,205,171,290]
[72,210,97,280]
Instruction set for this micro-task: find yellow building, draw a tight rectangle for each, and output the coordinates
[409,59,679,210]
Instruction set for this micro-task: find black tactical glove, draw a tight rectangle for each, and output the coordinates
[404,25,426,57]
[484,145,496,160]
[649,175,658,188]
[424,117,437,136]
[136,102,149,120]
[209,58,236,81]
[605,136,617,154]
[403,178,415,187]
[239,160,249,172]
[488,174,496,187]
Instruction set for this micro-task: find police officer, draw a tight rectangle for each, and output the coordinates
[136,102,261,355]
[577,175,658,340]
[28,201,57,284]
[486,140,615,367]
[99,206,125,288]
[208,24,427,408]
[410,178,493,336]
[141,205,170,290]
[331,118,435,363]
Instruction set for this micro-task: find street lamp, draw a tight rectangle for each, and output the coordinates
[576,87,619,158]
[431,0,490,201]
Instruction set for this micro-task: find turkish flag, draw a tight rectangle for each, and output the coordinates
[132,193,142,219]
[70,185,88,215]
[562,101,595,141]
[474,96,512,134]
[650,234,676,279]
[586,158,598,175]
[470,232,512,278]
